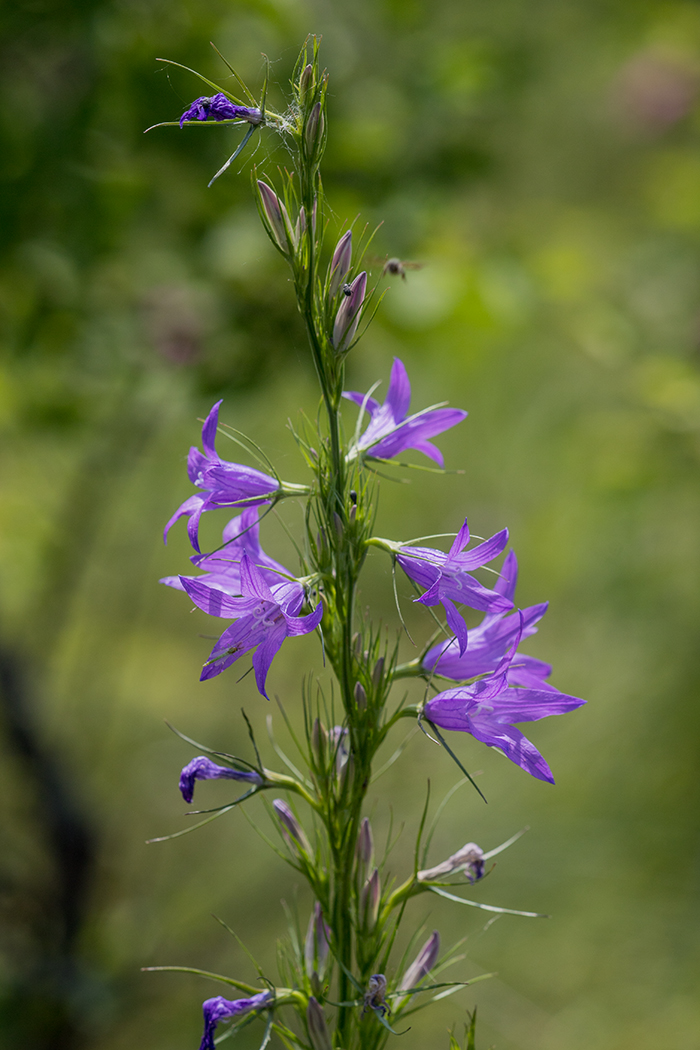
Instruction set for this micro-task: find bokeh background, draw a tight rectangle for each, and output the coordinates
[2,1,700,1048]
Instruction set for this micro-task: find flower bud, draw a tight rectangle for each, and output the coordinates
[361,867,381,928]
[311,717,328,764]
[257,181,292,253]
[332,271,367,352]
[306,998,332,1050]
[355,817,374,877]
[328,726,349,776]
[329,231,352,297]
[398,931,440,994]
[353,681,367,710]
[305,101,324,156]
[304,902,331,977]
[372,655,385,689]
[299,63,314,99]
[294,206,307,247]
[273,798,311,856]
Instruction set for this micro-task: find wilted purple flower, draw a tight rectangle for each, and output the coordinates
[180,551,322,697]
[398,931,440,993]
[273,798,312,855]
[423,550,551,684]
[417,842,484,883]
[304,902,331,976]
[363,973,388,1017]
[179,756,263,805]
[199,992,271,1050]
[423,615,585,783]
[344,358,467,466]
[180,93,262,128]
[328,231,352,297]
[397,519,512,655]
[332,271,366,352]
[164,401,281,553]
[161,506,289,595]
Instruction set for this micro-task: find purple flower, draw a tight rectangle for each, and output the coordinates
[164,401,280,553]
[398,931,440,992]
[180,551,323,697]
[423,550,552,684]
[161,506,290,595]
[423,615,585,784]
[332,271,367,352]
[397,519,512,655]
[180,93,262,128]
[343,358,467,466]
[199,992,271,1050]
[179,756,263,804]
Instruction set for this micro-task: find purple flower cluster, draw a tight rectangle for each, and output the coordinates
[180,93,262,128]
[344,357,467,466]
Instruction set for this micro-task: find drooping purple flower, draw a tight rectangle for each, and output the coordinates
[362,974,389,1018]
[423,550,552,684]
[397,519,512,655]
[423,615,585,784]
[179,756,263,804]
[161,506,289,595]
[180,93,262,129]
[398,931,440,992]
[343,358,467,466]
[164,401,281,553]
[332,271,367,352]
[417,842,485,883]
[180,551,322,697]
[199,992,271,1050]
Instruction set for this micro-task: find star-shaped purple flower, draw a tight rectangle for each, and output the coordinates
[397,519,512,655]
[423,615,585,783]
[199,992,271,1050]
[343,358,467,466]
[164,401,281,553]
[180,551,322,698]
[180,93,262,128]
[423,550,552,685]
[179,756,263,804]
[161,506,289,595]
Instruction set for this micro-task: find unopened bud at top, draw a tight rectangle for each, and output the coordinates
[306,997,332,1050]
[398,931,440,992]
[329,231,352,297]
[299,63,314,99]
[273,798,312,856]
[332,271,367,352]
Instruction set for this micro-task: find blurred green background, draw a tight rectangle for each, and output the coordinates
[2,1,700,1048]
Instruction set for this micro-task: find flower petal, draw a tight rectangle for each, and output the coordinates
[467,718,555,783]
[252,622,287,698]
[385,358,412,420]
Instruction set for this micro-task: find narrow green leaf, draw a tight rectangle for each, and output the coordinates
[428,886,547,918]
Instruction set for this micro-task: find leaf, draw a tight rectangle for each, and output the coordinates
[208,124,257,187]
[146,788,257,843]
[141,966,258,995]
[428,886,547,918]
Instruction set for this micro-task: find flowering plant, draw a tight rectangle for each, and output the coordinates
[147,38,585,1050]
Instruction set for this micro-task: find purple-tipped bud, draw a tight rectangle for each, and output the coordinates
[355,817,374,877]
[304,901,331,976]
[273,798,312,855]
[306,997,332,1050]
[417,842,485,883]
[329,231,353,297]
[398,931,440,993]
[328,726,349,776]
[257,181,292,253]
[199,992,271,1050]
[294,207,307,247]
[361,867,381,928]
[353,681,367,710]
[311,718,327,763]
[305,102,324,155]
[332,271,367,352]
[372,656,385,689]
[299,63,314,98]
[179,756,262,804]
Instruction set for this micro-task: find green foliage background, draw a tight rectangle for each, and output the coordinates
[1,1,699,1048]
